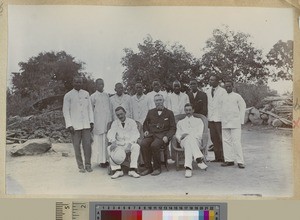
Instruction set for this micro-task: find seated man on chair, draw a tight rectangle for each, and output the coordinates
[140,94,176,176]
[175,103,208,178]
[107,106,141,179]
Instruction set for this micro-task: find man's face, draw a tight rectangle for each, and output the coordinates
[189,80,198,92]
[116,109,126,122]
[184,106,194,117]
[225,82,233,93]
[209,76,218,88]
[73,78,83,91]
[135,83,143,95]
[152,81,161,92]
[154,95,164,109]
[115,84,124,96]
[96,80,104,92]
[173,83,181,94]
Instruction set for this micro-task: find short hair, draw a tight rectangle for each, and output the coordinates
[184,103,194,109]
[96,78,104,83]
[172,80,181,87]
[115,82,123,88]
[154,93,164,100]
[115,106,126,113]
[189,78,198,84]
[210,74,220,81]
[224,80,234,86]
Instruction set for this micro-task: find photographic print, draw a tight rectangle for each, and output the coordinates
[6,5,294,197]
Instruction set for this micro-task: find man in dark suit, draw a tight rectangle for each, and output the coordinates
[187,79,208,116]
[140,94,176,176]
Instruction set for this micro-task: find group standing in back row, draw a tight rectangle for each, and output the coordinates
[62,75,246,178]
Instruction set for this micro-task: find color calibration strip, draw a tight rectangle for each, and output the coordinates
[91,203,227,220]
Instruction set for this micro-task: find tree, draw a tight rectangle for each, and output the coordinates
[199,25,267,84]
[8,51,95,116]
[121,35,200,93]
[265,40,293,81]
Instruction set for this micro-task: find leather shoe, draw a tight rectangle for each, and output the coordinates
[128,170,141,178]
[238,163,245,169]
[185,169,192,178]
[85,166,93,172]
[221,161,234,166]
[151,169,161,176]
[79,168,86,173]
[140,169,153,176]
[111,170,124,179]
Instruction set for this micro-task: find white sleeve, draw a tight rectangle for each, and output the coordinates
[107,121,117,143]
[88,95,94,124]
[175,121,183,143]
[238,95,247,124]
[62,93,72,128]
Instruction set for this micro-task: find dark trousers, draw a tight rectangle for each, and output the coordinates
[71,129,92,169]
[141,136,165,171]
[209,121,224,161]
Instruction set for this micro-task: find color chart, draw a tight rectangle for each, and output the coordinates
[91,202,227,220]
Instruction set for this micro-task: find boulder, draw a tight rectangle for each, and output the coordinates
[10,138,52,156]
[272,119,283,127]
[248,108,263,125]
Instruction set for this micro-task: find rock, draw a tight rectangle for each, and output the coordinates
[10,138,52,156]
[249,108,263,125]
[272,119,283,127]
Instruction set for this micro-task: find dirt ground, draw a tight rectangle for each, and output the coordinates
[6,125,293,198]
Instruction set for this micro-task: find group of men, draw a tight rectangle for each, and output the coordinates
[62,75,246,179]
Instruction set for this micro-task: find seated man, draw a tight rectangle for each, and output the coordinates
[175,103,208,178]
[107,106,141,179]
[140,94,176,176]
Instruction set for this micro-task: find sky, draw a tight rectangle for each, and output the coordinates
[8,5,294,94]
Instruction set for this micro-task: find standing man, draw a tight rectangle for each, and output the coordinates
[63,76,94,173]
[130,82,149,125]
[90,78,112,168]
[187,79,207,116]
[221,81,246,168]
[147,79,168,110]
[167,80,190,116]
[140,94,176,176]
[107,106,141,179]
[175,103,208,178]
[110,82,132,120]
[206,75,227,162]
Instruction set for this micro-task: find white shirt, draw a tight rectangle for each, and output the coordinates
[90,90,112,135]
[166,92,190,116]
[221,92,246,128]
[63,89,94,130]
[206,86,227,122]
[110,94,132,120]
[130,94,149,125]
[107,118,140,145]
[175,116,204,143]
[147,90,168,109]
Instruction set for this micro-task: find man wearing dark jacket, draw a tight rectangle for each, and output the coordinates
[140,94,176,176]
[187,79,207,116]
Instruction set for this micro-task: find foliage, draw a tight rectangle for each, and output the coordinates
[121,35,200,93]
[265,40,293,81]
[199,25,268,84]
[235,82,278,108]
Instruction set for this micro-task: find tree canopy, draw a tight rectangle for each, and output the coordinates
[121,35,200,93]
[265,40,293,81]
[199,25,267,84]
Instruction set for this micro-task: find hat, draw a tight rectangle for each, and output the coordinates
[110,147,126,165]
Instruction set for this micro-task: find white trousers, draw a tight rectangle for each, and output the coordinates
[107,143,140,171]
[180,135,203,169]
[92,134,108,164]
[222,128,244,164]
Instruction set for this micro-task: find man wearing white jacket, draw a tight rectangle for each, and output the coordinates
[221,81,246,168]
[63,76,94,173]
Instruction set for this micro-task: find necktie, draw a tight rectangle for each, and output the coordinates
[121,122,125,128]
[212,88,215,97]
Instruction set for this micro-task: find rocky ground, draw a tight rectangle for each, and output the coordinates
[6,125,293,198]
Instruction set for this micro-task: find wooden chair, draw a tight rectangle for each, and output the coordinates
[106,120,144,175]
[171,113,209,171]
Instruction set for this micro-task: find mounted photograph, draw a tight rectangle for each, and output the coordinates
[5,5,294,197]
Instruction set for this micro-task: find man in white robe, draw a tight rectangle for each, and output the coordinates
[90,78,112,167]
[147,79,168,110]
[130,82,149,125]
[175,103,208,178]
[220,81,246,168]
[110,82,132,120]
[107,106,141,179]
[167,80,190,116]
